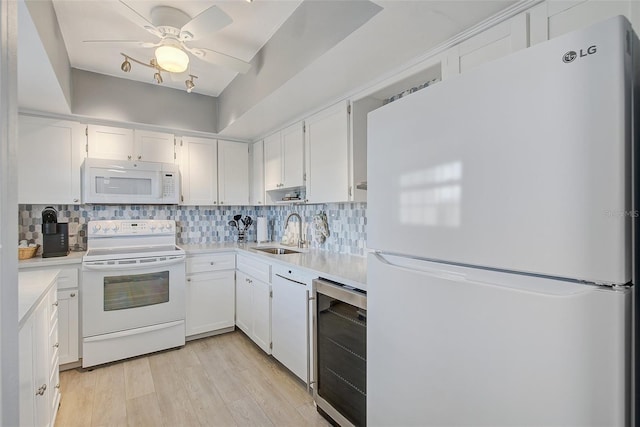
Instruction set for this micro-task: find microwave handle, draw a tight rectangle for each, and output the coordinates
[83,255,186,271]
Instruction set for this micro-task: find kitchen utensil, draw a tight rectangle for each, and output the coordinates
[233,214,242,222]
[228,220,237,228]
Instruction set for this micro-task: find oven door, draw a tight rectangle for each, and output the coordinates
[82,255,186,337]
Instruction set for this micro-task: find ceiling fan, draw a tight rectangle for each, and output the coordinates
[85,1,251,90]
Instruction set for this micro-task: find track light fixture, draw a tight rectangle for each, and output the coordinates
[185,75,197,93]
[119,52,198,93]
[120,56,131,72]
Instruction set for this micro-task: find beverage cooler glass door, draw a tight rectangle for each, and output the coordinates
[313,279,367,427]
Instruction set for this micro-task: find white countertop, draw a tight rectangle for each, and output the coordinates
[180,243,367,290]
[19,269,59,327]
[18,251,85,269]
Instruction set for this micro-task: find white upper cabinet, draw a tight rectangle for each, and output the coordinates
[529,0,638,46]
[133,130,176,163]
[179,136,218,206]
[218,139,249,206]
[441,12,528,78]
[264,131,283,191]
[250,140,265,205]
[86,124,134,161]
[264,121,304,191]
[281,122,305,189]
[305,101,351,204]
[87,125,175,163]
[18,115,86,204]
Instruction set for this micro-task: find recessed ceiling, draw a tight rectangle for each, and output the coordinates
[51,0,302,96]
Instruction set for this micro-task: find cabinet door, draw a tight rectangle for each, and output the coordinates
[271,274,308,382]
[34,298,50,427]
[87,124,134,160]
[180,136,218,205]
[441,13,528,78]
[18,116,85,204]
[252,278,272,355]
[186,270,235,336]
[134,129,175,163]
[263,132,282,191]
[250,140,265,205]
[19,315,36,427]
[281,122,305,188]
[305,102,350,203]
[218,140,249,206]
[235,271,252,335]
[57,289,79,365]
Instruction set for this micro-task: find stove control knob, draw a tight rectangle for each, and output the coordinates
[165,222,173,231]
[92,224,102,233]
[149,224,157,232]
[111,224,119,232]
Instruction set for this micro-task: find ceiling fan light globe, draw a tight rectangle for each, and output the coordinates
[155,45,189,73]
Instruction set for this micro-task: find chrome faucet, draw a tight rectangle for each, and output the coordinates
[284,212,305,248]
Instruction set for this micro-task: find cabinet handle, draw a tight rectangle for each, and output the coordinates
[128,155,132,160]
[73,199,79,203]
[53,343,59,348]
[138,155,142,160]
[187,278,191,282]
[210,262,214,265]
[220,201,224,205]
[70,293,76,297]
[213,201,217,205]
[55,383,60,389]
[52,301,58,307]
[36,384,47,396]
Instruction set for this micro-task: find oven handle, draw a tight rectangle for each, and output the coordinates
[82,255,186,271]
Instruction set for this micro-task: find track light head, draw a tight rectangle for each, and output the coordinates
[121,56,131,72]
[185,74,197,93]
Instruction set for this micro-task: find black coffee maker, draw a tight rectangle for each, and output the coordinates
[42,206,69,258]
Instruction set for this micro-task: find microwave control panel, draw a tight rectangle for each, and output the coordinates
[163,173,176,198]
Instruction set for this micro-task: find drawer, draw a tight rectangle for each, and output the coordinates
[237,253,270,283]
[187,252,235,274]
[272,263,316,286]
[56,267,79,290]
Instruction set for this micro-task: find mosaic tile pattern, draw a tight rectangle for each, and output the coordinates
[18,202,367,255]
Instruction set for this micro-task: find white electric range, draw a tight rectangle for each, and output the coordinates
[82,219,186,368]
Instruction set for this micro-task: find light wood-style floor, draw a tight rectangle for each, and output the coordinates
[55,330,331,427]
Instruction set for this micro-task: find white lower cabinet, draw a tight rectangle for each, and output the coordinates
[19,266,80,368]
[186,253,236,338]
[271,264,315,384]
[20,284,60,427]
[236,254,271,353]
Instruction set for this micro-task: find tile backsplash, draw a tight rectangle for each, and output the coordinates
[19,202,367,256]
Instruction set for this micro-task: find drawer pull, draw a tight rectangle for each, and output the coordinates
[187,278,191,282]
[52,301,58,307]
[55,383,60,389]
[70,293,76,298]
[210,262,214,265]
[53,343,59,348]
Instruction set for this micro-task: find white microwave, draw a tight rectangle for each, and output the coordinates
[82,158,180,204]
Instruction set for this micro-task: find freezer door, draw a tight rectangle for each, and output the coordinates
[367,16,633,284]
[367,253,631,427]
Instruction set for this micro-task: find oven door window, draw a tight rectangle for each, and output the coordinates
[104,271,169,311]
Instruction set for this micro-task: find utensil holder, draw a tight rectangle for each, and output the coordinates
[237,231,246,243]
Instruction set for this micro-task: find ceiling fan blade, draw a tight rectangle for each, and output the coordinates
[187,46,251,74]
[180,6,232,41]
[115,0,163,38]
[83,40,150,47]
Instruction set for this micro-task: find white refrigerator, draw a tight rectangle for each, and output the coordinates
[367,16,636,426]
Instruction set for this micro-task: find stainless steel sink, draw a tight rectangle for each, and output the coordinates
[253,247,301,255]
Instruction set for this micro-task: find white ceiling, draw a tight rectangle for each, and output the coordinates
[51,0,302,96]
[19,0,520,139]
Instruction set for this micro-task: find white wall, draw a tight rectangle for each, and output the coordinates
[0,1,19,425]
